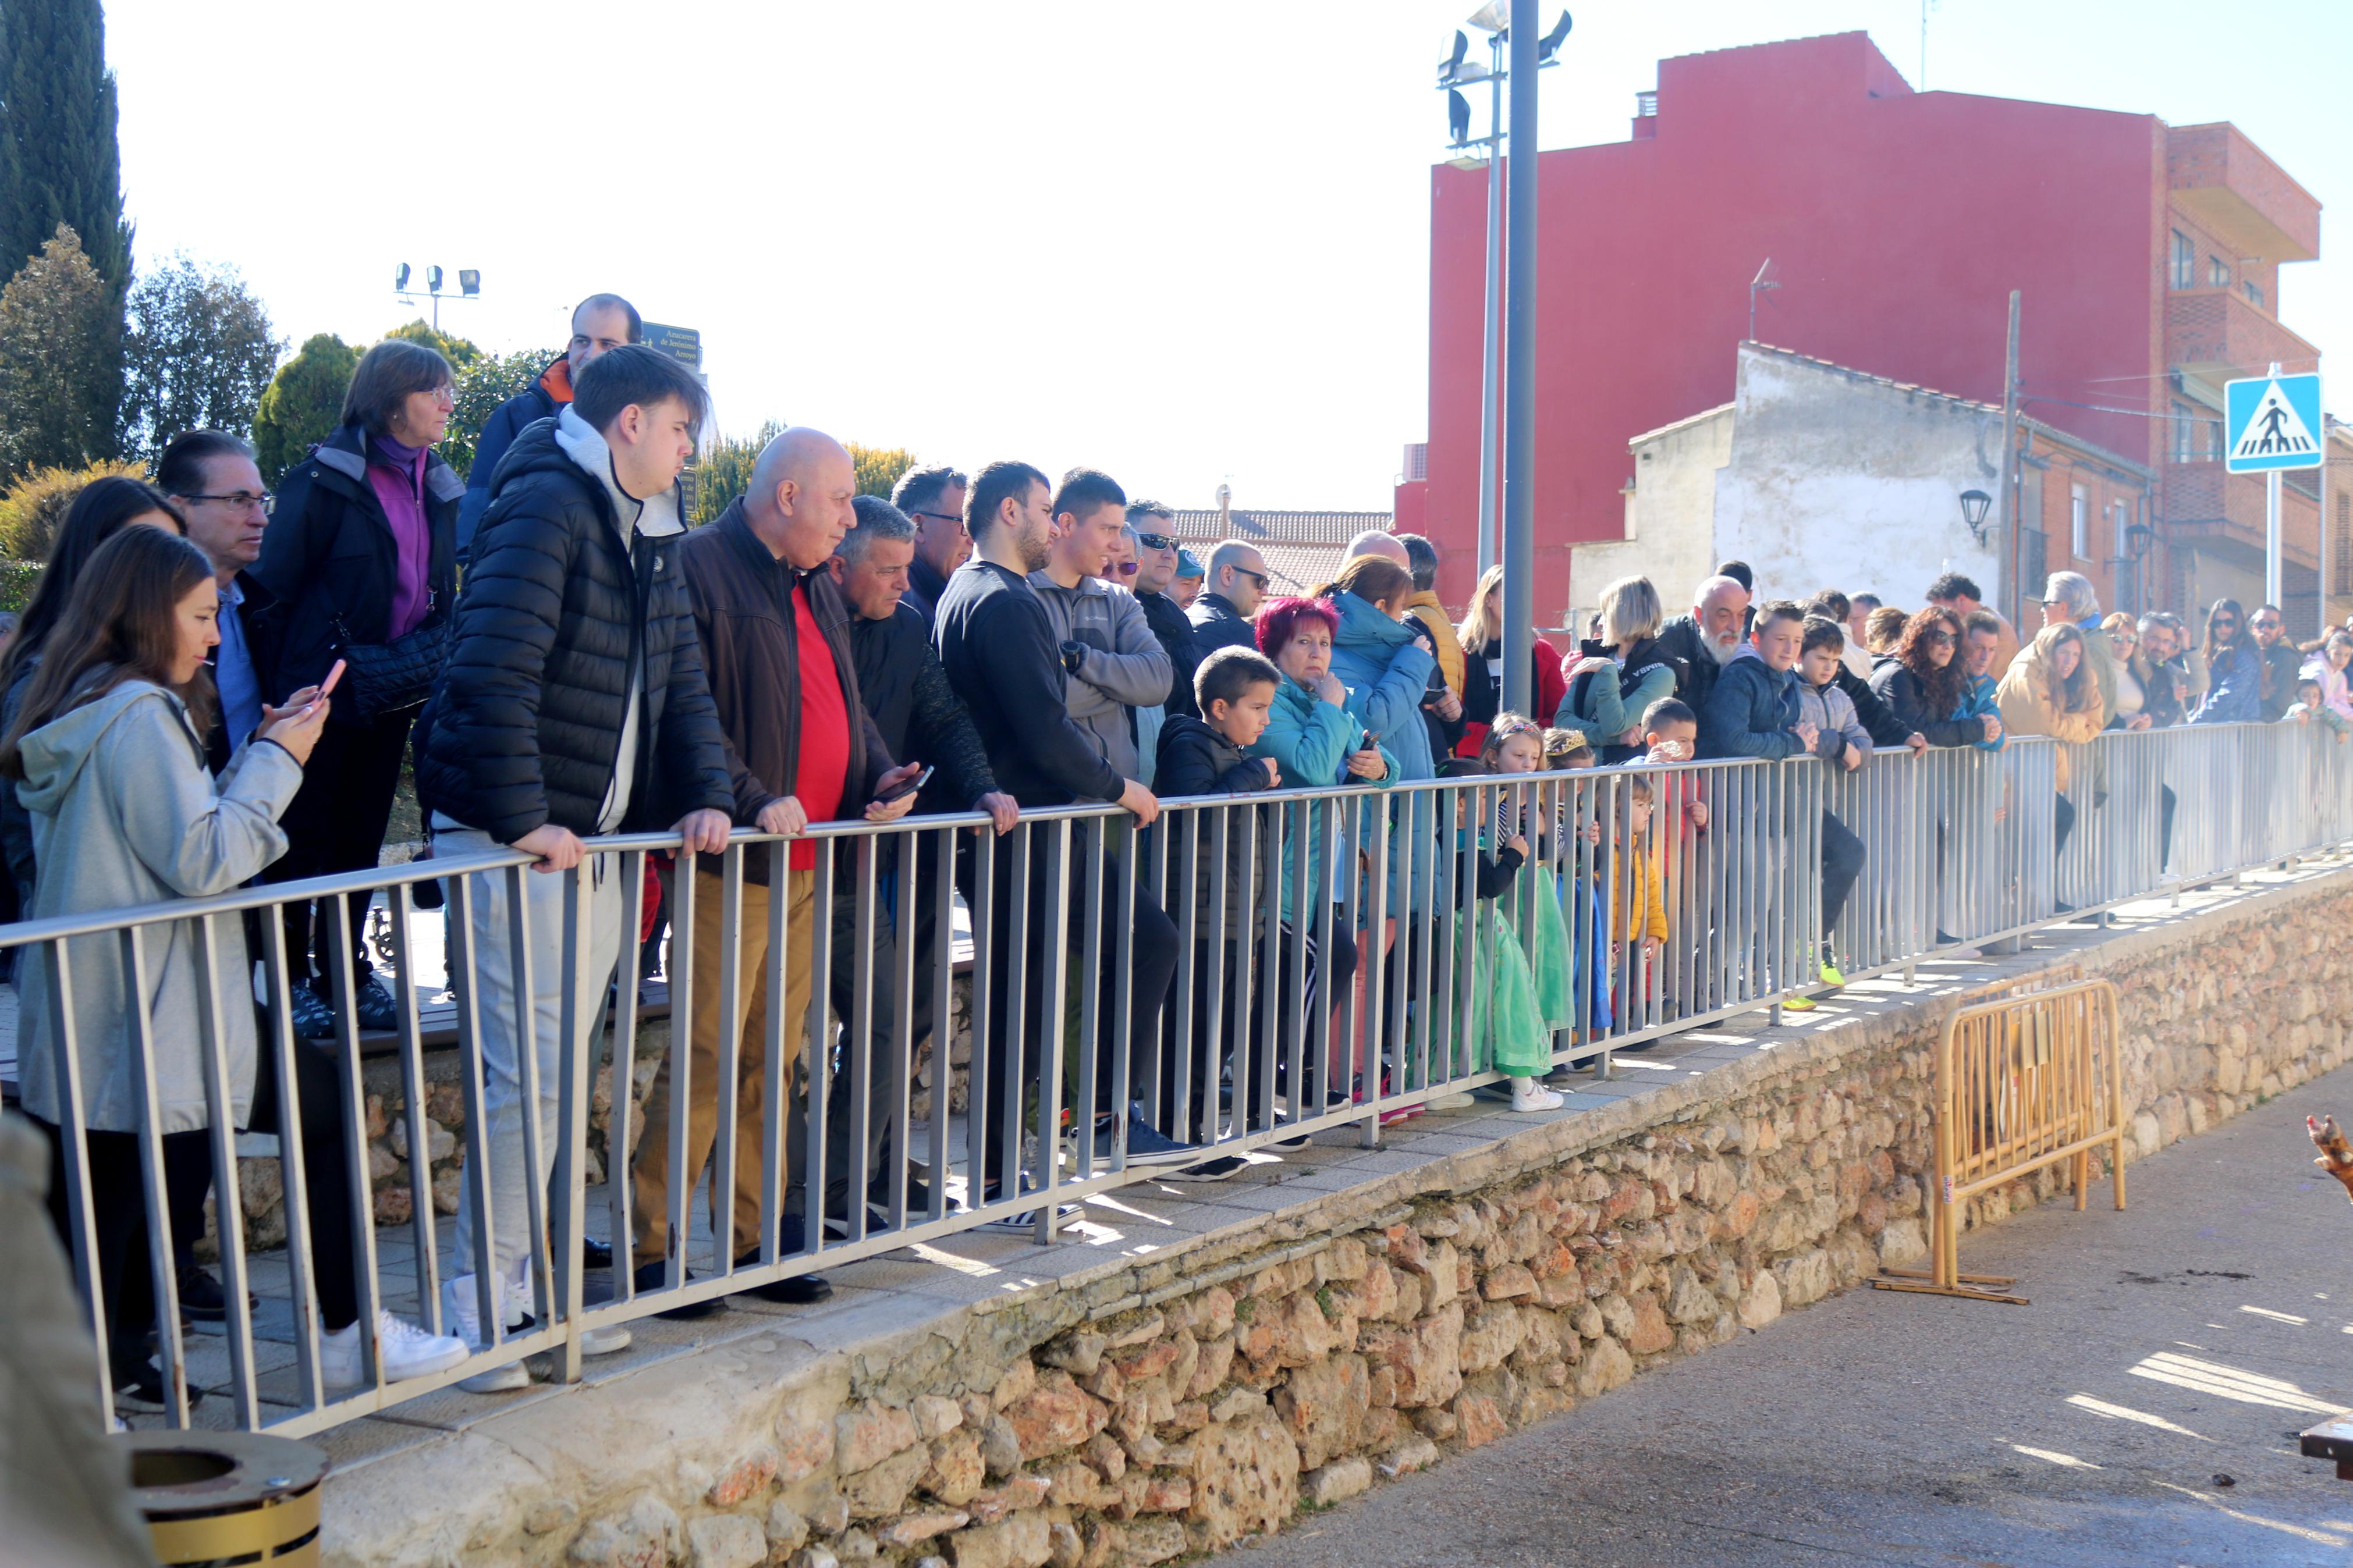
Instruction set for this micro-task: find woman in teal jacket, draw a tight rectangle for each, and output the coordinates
[1251,595,1398,922]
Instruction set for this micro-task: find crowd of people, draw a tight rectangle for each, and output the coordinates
[3,290,2341,1413]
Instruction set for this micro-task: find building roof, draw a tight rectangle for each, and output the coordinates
[1662,341,2161,482]
[1159,509,1393,601]
[1164,509,1392,547]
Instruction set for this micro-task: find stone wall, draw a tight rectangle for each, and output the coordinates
[324,872,2353,1568]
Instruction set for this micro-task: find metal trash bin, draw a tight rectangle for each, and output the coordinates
[116,1429,328,1566]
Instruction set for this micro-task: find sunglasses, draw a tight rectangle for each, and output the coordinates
[1112,561,1140,576]
[1922,630,1955,646]
[1135,531,1177,551]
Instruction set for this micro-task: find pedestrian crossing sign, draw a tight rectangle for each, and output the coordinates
[2224,372,2323,474]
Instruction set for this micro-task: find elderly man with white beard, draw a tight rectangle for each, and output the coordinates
[1655,573,1753,714]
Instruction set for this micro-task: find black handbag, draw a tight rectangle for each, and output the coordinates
[332,599,449,718]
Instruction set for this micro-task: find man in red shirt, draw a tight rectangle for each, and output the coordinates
[630,428,920,1313]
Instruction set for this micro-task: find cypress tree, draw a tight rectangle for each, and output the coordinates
[0,0,133,289]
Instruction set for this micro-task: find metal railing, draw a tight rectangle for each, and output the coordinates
[8,720,2348,1436]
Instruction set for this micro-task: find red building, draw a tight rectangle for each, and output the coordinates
[1397,31,2324,628]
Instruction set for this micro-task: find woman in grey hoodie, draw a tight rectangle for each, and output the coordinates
[2,527,463,1403]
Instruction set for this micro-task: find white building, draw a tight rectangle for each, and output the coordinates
[1568,343,2151,628]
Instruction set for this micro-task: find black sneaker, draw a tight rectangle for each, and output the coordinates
[632,1260,726,1320]
[114,1358,203,1411]
[734,1253,834,1304]
[581,1237,613,1271]
[177,1264,229,1321]
[1163,1154,1249,1183]
[354,973,399,1032]
[287,982,339,1041]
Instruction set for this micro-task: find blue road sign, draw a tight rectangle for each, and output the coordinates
[2224,372,2323,474]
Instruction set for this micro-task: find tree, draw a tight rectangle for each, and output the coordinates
[118,255,282,465]
[383,317,479,369]
[444,344,555,481]
[251,332,357,483]
[0,0,132,292]
[0,225,120,477]
[849,443,917,500]
[0,455,141,560]
[689,421,784,527]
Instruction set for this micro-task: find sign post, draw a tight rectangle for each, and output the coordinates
[2225,364,2324,609]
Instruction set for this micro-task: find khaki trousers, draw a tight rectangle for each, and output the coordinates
[629,867,815,1268]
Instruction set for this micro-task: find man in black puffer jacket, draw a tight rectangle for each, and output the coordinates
[412,345,734,1386]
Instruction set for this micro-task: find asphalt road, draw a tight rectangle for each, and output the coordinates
[1217,1074,2353,1568]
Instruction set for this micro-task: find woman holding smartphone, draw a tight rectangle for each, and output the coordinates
[2,527,466,1403]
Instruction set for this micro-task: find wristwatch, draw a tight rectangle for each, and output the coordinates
[1060,641,1086,675]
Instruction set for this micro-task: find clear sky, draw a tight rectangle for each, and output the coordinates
[102,0,2345,511]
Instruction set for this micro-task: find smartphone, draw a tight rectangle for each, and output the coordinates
[319,658,346,698]
[876,764,935,805]
[1360,729,1380,749]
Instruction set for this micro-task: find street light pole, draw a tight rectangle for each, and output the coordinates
[2266,358,2284,608]
[1500,0,1539,718]
[1475,31,1505,575]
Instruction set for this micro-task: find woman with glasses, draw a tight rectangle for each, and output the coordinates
[252,340,462,1039]
[2188,598,2262,725]
[1870,607,1992,747]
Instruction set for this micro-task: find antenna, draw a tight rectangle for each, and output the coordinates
[1748,259,1780,344]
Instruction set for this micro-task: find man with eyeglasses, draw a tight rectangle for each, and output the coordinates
[1127,502,1199,720]
[1188,539,1270,659]
[2039,571,2118,725]
[2250,604,2301,721]
[890,464,970,618]
[158,429,279,772]
[458,293,641,552]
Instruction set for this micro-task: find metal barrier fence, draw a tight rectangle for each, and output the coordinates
[5,720,2345,1436]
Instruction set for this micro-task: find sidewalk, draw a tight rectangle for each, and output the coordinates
[1215,1072,2353,1568]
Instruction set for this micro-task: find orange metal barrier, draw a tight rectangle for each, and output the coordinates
[1875,975,2125,1305]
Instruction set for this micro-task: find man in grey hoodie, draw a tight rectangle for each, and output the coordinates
[1025,468,1172,791]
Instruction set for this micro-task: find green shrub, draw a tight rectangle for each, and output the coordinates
[0,458,147,560]
[0,559,42,614]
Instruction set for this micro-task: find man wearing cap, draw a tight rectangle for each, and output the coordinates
[1172,549,1205,609]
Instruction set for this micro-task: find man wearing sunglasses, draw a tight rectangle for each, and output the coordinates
[890,464,969,619]
[2250,604,2302,721]
[1127,502,1199,720]
[1189,539,1271,658]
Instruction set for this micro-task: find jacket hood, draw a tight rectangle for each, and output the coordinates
[1332,589,1416,649]
[1726,643,1771,671]
[1159,713,1234,753]
[15,682,193,817]
[556,406,683,539]
[537,354,576,403]
[310,421,464,504]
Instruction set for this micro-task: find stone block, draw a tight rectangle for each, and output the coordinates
[1038,1333,1105,1375]
[838,1405,921,1477]
[843,1446,929,1520]
[1272,1353,1368,1471]
[765,1503,810,1552]
[776,1415,834,1485]
[1624,1295,1674,1356]
[878,1512,970,1550]
[1003,1375,1108,1461]
[686,1513,768,1568]
[949,1512,1052,1568]
[924,1430,986,1506]
[1122,1517,1189,1566]
[1376,1436,1440,1479]
[1357,1302,1463,1409]
[1736,1270,1782,1329]
[964,1475,1052,1527]
[1186,1414,1300,1548]
[1453,1392,1507,1449]
[1773,1249,1833,1309]
[1301,1456,1373,1506]
[1482,1263,1536,1300]
[1457,1304,1525,1374]
[1877,1219,1926,1270]
[913,1395,964,1439]
[567,1493,683,1568]
[1573,1336,1634,1399]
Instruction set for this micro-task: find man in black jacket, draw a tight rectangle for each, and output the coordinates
[413,344,736,1386]
[457,293,640,552]
[890,464,969,618]
[1654,573,1752,716]
[936,461,1189,1210]
[1128,502,1199,720]
[1187,540,1270,659]
[2252,605,2302,721]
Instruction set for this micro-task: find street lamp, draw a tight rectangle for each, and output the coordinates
[1958,488,1993,546]
[1436,8,1568,580]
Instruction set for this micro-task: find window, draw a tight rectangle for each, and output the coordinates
[2170,230,2194,290]
[2338,494,2353,596]
[2114,500,2129,561]
[2209,255,2230,287]
[2173,402,2197,464]
[2244,277,2266,310]
[2071,483,2089,561]
[2205,414,2226,461]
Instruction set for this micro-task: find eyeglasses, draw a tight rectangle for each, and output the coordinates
[1922,630,1955,646]
[179,491,274,516]
[910,510,962,528]
[2252,619,2283,631]
[1135,532,1177,551]
[1232,566,1270,589]
[1112,561,1140,576]
[2212,617,2238,628]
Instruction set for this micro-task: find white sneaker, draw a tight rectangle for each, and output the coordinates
[1509,1079,1565,1112]
[1426,1091,1477,1110]
[441,1272,633,1362]
[321,1310,470,1388]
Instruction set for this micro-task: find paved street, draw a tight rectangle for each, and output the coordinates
[1219,1074,2353,1567]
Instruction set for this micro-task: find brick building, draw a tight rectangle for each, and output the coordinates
[1396,31,2327,630]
